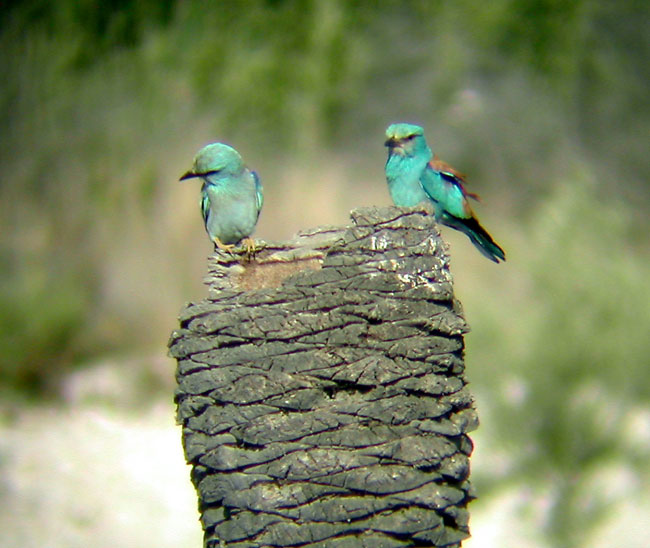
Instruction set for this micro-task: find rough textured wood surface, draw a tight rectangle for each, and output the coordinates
[169,205,478,548]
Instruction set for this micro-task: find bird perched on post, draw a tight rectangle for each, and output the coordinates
[180,143,263,254]
[384,123,505,263]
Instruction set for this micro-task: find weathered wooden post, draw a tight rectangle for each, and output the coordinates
[169,205,478,547]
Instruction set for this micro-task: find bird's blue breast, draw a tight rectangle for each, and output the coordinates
[385,154,431,207]
[200,170,261,245]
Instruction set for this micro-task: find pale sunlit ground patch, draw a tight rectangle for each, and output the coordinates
[0,399,202,548]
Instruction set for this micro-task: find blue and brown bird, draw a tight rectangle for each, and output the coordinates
[180,143,263,254]
[384,123,505,263]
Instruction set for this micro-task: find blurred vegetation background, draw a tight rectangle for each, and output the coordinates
[1,1,648,547]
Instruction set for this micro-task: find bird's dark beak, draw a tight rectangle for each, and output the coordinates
[179,170,199,181]
[384,137,399,148]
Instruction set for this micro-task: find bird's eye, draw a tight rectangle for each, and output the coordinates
[404,135,415,141]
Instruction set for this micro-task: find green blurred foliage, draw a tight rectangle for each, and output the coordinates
[466,169,650,546]
[0,2,648,545]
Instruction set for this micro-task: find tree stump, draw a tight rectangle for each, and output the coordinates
[169,205,478,548]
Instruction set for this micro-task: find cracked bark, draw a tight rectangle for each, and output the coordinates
[169,205,478,548]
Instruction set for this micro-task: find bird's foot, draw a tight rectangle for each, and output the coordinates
[242,237,257,259]
[213,238,236,254]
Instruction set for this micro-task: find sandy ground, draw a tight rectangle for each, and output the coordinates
[0,400,202,548]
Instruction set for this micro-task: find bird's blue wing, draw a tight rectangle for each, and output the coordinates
[252,171,264,213]
[420,164,471,219]
[423,162,505,261]
[200,190,211,227]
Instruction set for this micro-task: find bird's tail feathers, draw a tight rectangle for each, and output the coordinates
[445,215,506,263]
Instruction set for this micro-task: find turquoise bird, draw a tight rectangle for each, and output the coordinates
[384,123,505,263]
[180,143,263,254]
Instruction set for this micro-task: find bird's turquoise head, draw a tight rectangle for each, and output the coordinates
[180,143,243,181]
[384,123,432,159]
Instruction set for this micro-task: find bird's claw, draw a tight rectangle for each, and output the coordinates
[242,237,257,259]
[213,238,236,253]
